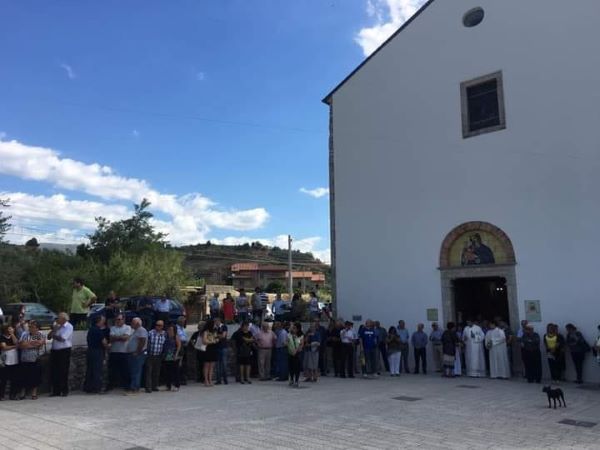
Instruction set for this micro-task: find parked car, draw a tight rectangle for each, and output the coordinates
[3,302,58,329]
[88,296,186,327]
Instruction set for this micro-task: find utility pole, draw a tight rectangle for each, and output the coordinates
[288,234,293,299]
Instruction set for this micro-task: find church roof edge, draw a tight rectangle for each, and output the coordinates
[321,0,436,105]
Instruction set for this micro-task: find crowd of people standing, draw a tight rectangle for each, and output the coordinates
[2,280,600,400]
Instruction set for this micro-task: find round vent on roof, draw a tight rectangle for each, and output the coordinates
[463,7,484,27]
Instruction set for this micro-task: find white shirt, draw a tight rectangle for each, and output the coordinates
[0,335,18,365]
[340,328,357,344]
[109,324,132,353]
[51,322,74,350]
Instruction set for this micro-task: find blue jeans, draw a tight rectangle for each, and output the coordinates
[275,347,289,380]
[216,347,228,382]
[364,348,377,375]
[238,312,248,323]
[128,353,147,391]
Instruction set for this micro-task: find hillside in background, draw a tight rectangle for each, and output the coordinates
[178,241,330,286]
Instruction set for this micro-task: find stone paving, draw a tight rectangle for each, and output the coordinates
[1,373,599,450]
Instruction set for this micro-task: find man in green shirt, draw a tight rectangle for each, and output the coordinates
[71,277,97,328]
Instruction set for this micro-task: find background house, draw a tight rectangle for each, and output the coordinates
[231,263,325,292]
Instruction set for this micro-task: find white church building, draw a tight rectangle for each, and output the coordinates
[324,0,600,381]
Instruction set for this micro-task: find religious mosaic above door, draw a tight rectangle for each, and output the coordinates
[448,230,508,266]
[439,222,516,269]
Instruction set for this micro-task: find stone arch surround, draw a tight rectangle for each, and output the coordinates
[438,221,519,332]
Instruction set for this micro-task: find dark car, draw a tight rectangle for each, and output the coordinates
[88,296,186,328]
[3,302,58,328]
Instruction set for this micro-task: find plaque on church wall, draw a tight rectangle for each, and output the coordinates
[426,308,438,321]
[449,231,506,266]
[524,300,541,322]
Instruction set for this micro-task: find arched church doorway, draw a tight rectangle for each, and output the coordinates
[439,222,518,330]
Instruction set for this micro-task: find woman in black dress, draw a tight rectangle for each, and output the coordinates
[162,324,182,391]
[233,321,254,384]
[0,324,20,400]
[201,320,218,387]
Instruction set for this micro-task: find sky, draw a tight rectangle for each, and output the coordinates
[0,0,427,263]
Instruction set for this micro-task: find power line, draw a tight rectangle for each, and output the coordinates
[51,100,327,135]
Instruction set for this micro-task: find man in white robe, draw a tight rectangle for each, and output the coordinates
[463,321,486,377]
[485,322,511,379]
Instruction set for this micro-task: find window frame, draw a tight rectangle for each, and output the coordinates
[460,71,506,139]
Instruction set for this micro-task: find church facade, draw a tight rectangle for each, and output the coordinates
[324,0,600,381]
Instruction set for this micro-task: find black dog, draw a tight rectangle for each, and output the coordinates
[543,386,567,409]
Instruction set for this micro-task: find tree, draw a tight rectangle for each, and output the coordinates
[0,198,11,242]
[79,198,166,261]
[265,281,285,293]
[25,237,40,248]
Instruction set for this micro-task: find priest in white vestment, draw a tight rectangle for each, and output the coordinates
[485,322,511,379]
[463,321,486,377]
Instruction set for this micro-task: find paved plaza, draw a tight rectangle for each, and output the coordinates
[1,373,599,450]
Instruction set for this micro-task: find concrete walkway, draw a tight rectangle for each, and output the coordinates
[1,373,599,449]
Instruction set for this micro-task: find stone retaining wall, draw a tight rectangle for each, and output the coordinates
[35,342,240,393]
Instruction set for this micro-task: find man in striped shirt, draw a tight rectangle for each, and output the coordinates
[144,320,166,393]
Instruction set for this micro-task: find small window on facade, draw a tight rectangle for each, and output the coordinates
[460,71,506,138]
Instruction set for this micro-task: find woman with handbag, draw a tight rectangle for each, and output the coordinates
[163,324,182,391]
[201,319,219,387]
[18,320,46,400]
[0,324,20,400]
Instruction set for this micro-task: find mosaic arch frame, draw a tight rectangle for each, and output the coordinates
[438,222,519,337]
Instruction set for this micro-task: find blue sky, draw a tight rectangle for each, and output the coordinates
[0,0,426,262]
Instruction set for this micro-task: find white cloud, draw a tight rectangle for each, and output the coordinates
[2,192,129,229]
[3,200,331,262]
[59,63,76,79]
[299,187,329,198]
[196,71,205,81]
[2,192,130,245]
[0,137,269,246]
[355,0,427,56]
